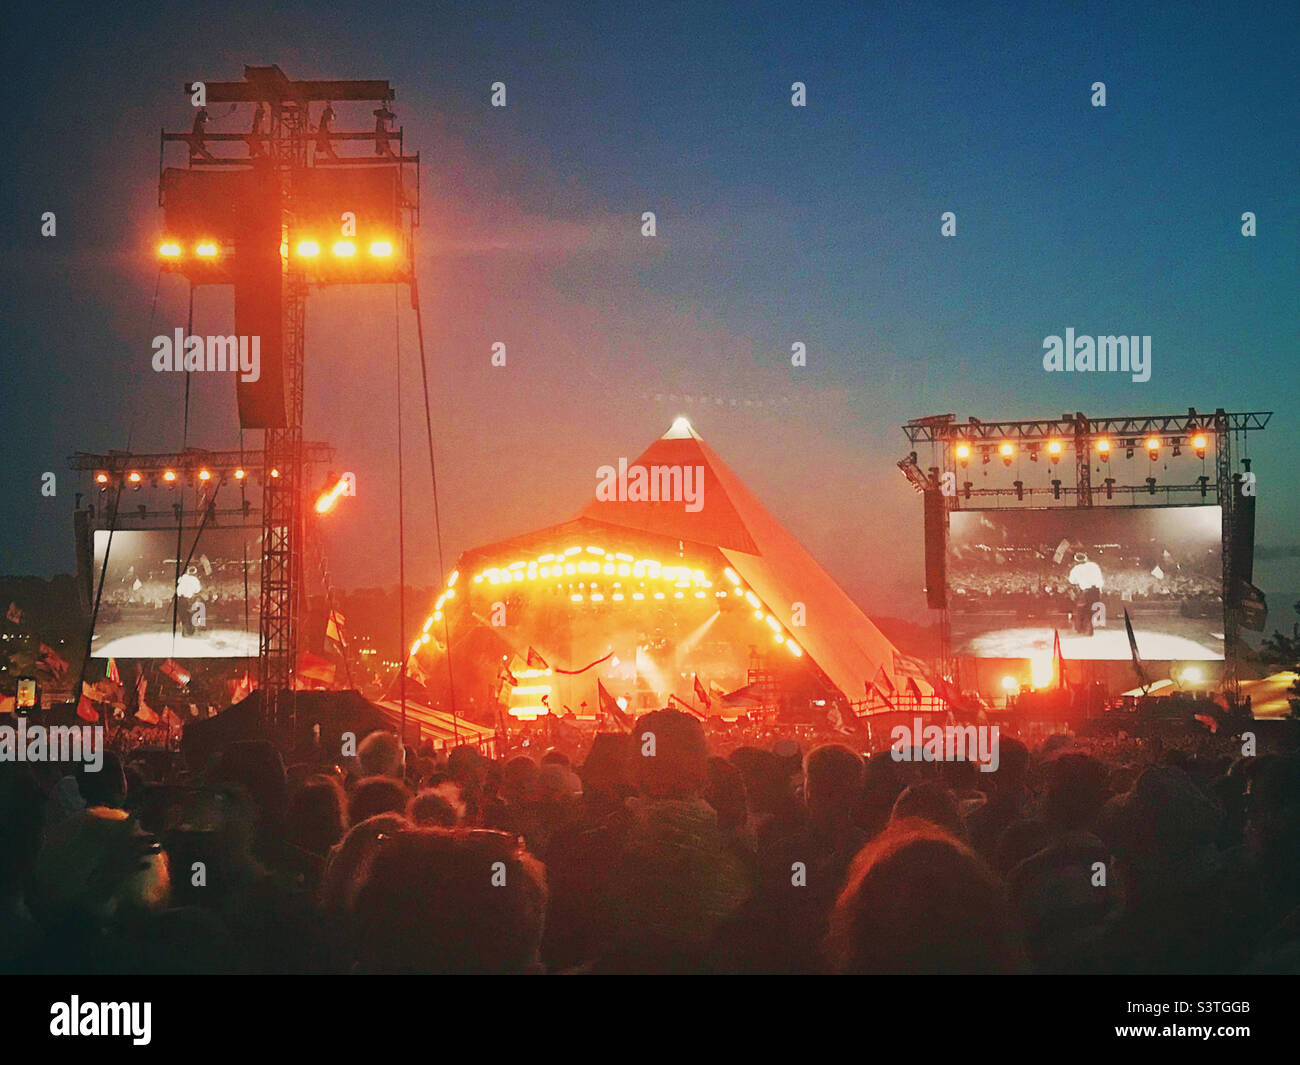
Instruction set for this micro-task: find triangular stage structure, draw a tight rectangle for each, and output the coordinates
[410,418,931,720]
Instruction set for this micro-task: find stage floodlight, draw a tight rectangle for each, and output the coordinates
[999,442,1014,466]
[332,240,356,258]
[369,240,393,258]
[1126,446,1134,459]
[1047,440,1062,463]
[1028,444,1039,463]
[162,470,177,484]
[1145,436,1160,456]
[1192,434,1207,458]
[198,469,212,483]
[1096,438,1111,460]
[954,442,971,464]
[95,472,109,486]
[195,241,219,258]
[270,467,280,478]
[158,241,182,259]
[1000,675,1019,693]
[234,468,246,480]
[296,240,320,258]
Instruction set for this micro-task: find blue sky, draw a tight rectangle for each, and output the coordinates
[1,0,1296,621]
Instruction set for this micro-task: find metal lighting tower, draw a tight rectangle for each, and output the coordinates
[157,65,419,724]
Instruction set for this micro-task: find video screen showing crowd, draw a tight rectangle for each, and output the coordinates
[947,506,1223,661]
[90,529,261,659]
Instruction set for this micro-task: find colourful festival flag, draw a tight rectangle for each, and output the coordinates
[597,680,632,732]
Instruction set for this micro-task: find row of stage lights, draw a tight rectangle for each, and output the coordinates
[157,238,396,261]
[94,468,276,489]
[407,552,806,661]
[954,433,1209,466]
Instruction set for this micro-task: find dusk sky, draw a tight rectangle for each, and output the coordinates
[3,1,1297,624]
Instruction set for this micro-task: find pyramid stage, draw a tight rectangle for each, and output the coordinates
[407,419,936,727]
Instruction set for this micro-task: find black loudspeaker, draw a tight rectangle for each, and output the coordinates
[923,489,947,609]
[232,168,286,429]
[233,255,285,428]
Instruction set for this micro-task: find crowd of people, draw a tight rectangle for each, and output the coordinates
[1,711,1297,974]
[949,545,1221,612]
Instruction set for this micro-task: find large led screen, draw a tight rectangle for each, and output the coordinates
[91,528,261,658]
[947,506,1223,661]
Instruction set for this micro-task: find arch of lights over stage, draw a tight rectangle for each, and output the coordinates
[406,419,932,725]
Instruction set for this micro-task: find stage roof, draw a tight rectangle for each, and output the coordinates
[454,419,925,703]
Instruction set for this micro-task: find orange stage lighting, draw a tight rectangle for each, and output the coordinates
[369,240,393,257]
[162,470,177,483]
[314,476,350,514]
[954,442,971,461]
[198,469,212,482]
[296,240,320,258]
[158,241,182,258]
[1145,436,1160,453]
[234,468,246,480]
[127,472,142,484]
[195,241,219,258]
[332,240,356,258]
[95,473,109,484]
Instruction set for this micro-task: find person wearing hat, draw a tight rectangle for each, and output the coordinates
[1067,551,1104,635]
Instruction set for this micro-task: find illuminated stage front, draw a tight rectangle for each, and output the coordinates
[405,420,928,724]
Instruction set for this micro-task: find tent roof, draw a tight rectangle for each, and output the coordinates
[374,698,496,743]
[572,419,924,700]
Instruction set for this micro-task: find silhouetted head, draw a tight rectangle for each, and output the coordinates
[633,710,711,800]
[829,818,1021,973]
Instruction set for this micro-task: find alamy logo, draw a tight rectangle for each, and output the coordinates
[50,997,151,1045]
[1042,329,1151,383]
[889,717,1000,773]
[595,459,705,513]
[0,720,103,771]
[152,329,261,382]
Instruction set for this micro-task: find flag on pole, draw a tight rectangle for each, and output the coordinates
[37,644,69,679]
[1123,609,1150,693]
[693,673,712,709]
[75,687,100,722]
[669,694,707,722]
[326,608,346,651]
[597,680,632,732]
[159,659,191,686]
